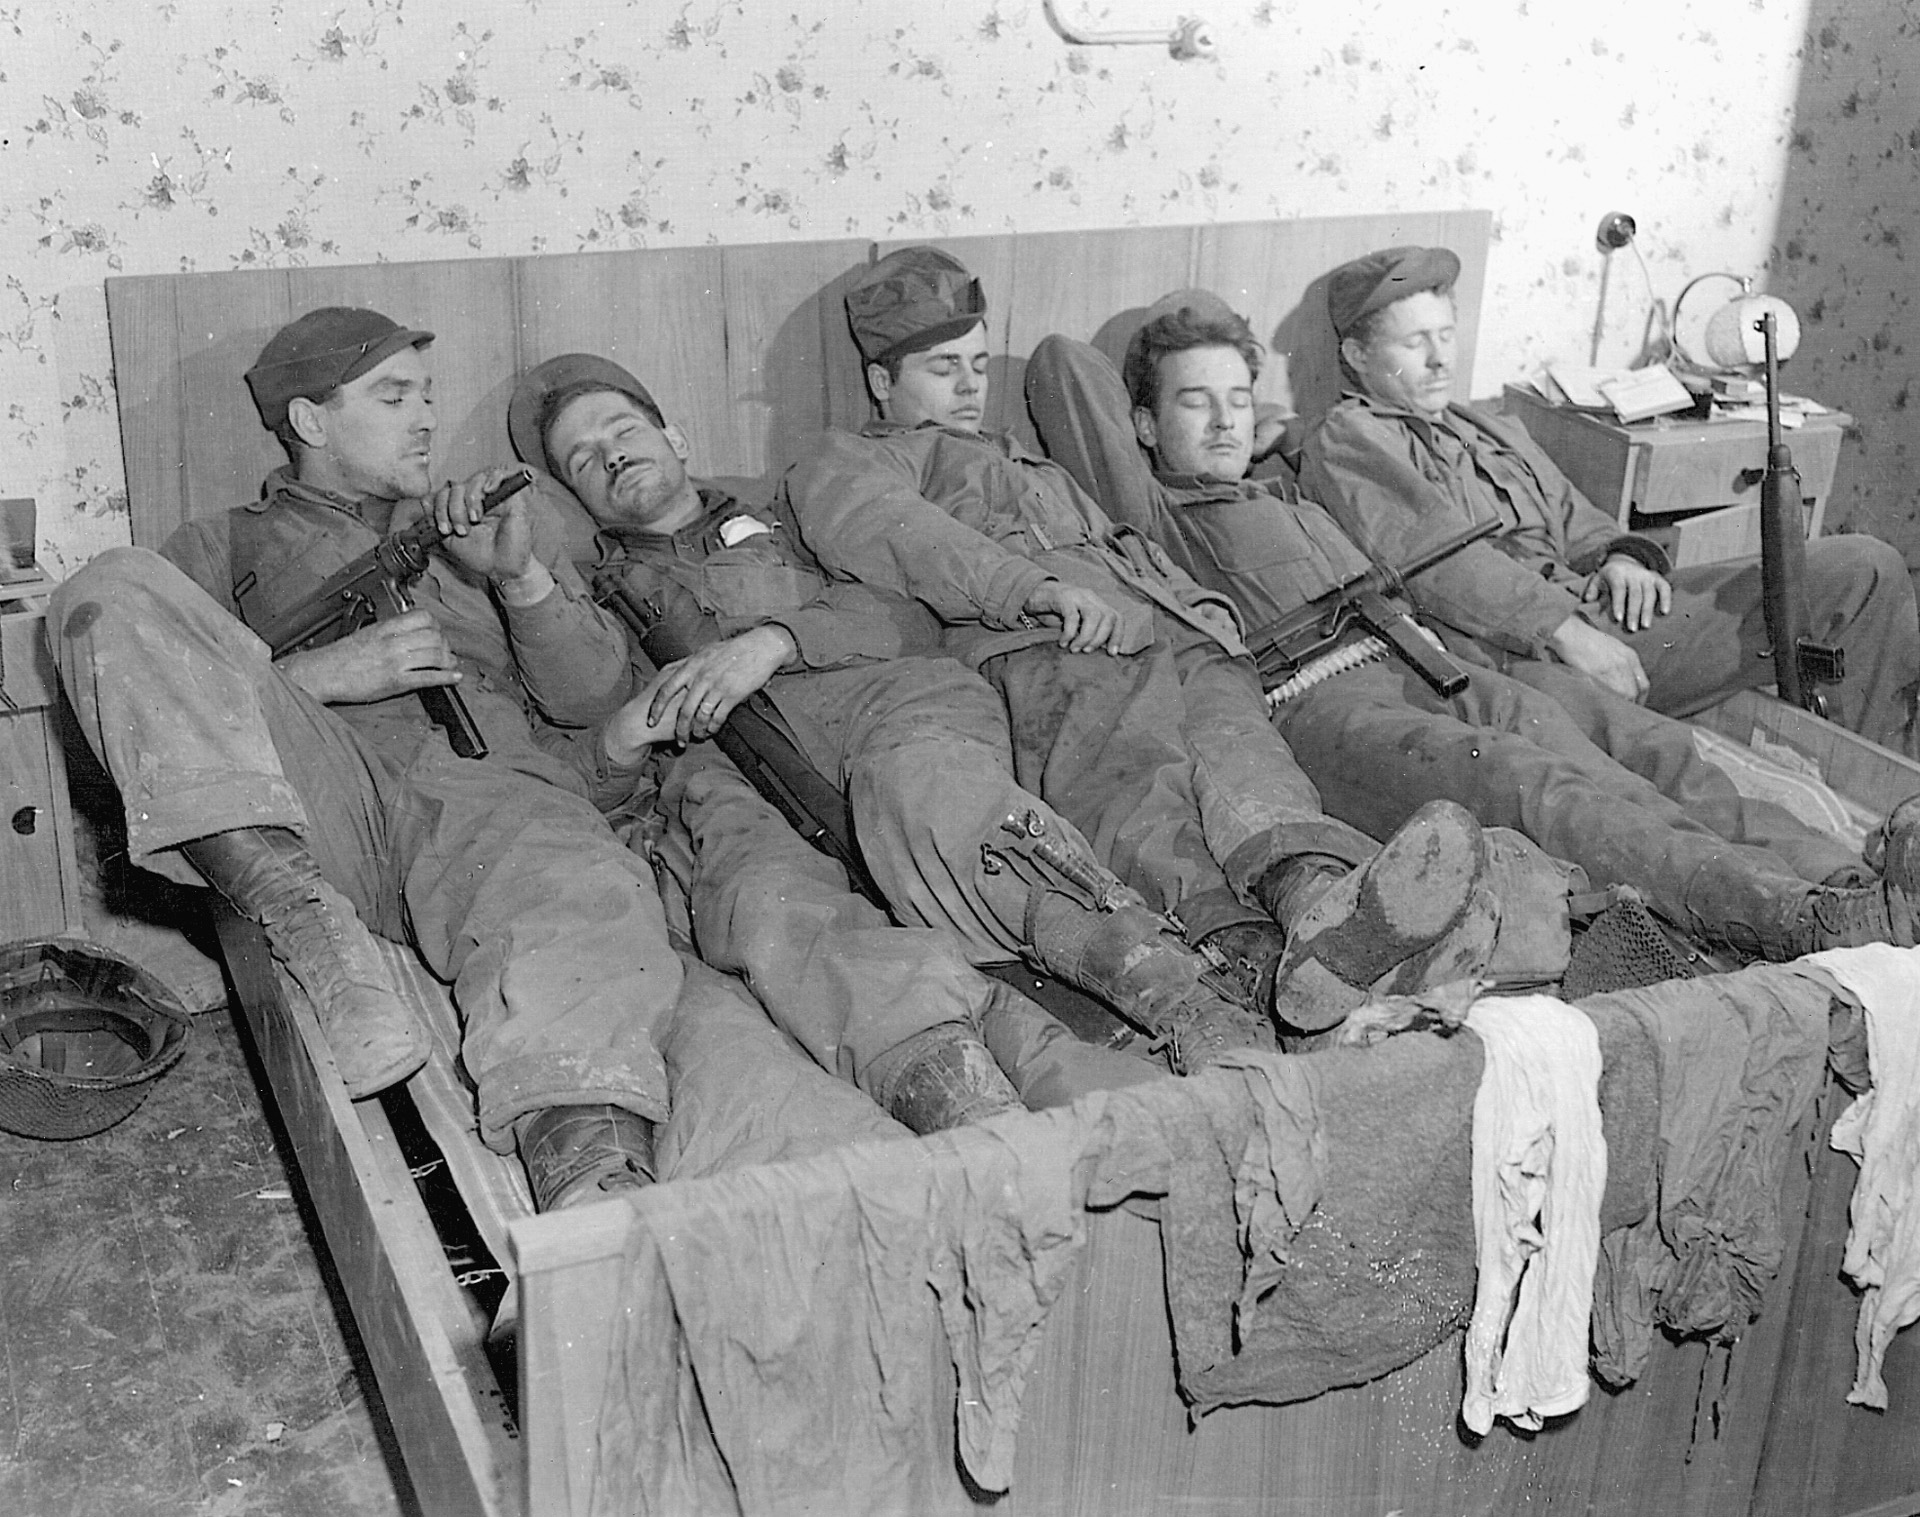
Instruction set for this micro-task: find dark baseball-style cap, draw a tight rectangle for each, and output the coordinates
[507,353,664,475]
[1325,246,1461,340]
[243,307,434,432]
[845,246,988,367]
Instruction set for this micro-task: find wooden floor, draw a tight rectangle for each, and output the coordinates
[0,987,415,1517]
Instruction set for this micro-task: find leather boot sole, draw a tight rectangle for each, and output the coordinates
[1273,801,1486,1032]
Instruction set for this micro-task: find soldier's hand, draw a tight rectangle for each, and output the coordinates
[646,626,798,744]
[602,668,682,766]
[1584,555,1671,632]
[1024,579,1124,654]
[1548,614,1650,703]
[427,470,553,604]
[281,610,460,704]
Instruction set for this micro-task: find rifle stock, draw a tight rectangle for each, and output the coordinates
[1248,517,1496,699]
[258,466,535,759]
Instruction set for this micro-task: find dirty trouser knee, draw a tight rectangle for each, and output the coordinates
[979,637,1238,922]
[1163,614,1379,896]
[390,744,679,1150]
[1274,661,1819,947]
[52,546,676,1152]
[51,548,314,879]
[1616,535,1920,752]
[661,742,993,1089]
[1498,657,1859,884]
[772,657,1175,960]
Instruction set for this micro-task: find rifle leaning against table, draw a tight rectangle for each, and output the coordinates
[1246,517,1498,705]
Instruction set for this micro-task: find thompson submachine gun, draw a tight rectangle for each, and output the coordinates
[252,466,536,760]
[1756,309,1843,715]
[1247,516,1497,701]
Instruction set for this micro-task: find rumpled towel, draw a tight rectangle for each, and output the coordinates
[1585,962,1830,1387]
[1807,942,1920,1409]
[1145,1030,1484,1413]
[1461,995,1606,1435]
[592,1101,1102,1517]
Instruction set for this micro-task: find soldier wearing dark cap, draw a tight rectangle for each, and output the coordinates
[47,305,682,1213]
[1301,245,1920,760]
[1026,290,1920,960]
[784,246,1508,1037]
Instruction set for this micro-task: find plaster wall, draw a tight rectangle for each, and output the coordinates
[2,0,1825,574]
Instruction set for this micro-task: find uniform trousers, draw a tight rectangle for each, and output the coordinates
[982,613,1376,938]
[1522,535,1920,755]
[1276,657,1859,954]
[654,744,1159,1110]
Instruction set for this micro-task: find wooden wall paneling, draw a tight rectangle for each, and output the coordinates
[107,267,293,540]
[286,260,522,488]
[1195,209,1494,430]
[512,246,736,479]
[995,225,1198,451]
[870,235,1025,436]
[716,238,873,491]
[103,275,185,548]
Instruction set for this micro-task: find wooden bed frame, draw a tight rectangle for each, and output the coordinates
[103,218,1920,1516]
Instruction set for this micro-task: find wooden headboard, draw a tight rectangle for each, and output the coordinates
[106,211,1490,549]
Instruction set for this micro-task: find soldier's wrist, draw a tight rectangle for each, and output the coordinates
[493,559,555,607]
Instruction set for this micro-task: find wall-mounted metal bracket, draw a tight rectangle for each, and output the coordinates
[1041,2,1215,60]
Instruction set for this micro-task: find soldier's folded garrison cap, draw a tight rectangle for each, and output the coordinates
[1326,246,1461,340]
[845,246,988,366]
[508,353,663,474]
[244,307,433,432]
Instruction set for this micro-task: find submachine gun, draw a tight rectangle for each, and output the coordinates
[1245,516,1498,702]
[250,466,536,760]
[595,574,881,898]
[1756,309,1844,715]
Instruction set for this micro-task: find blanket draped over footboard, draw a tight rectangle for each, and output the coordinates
[584,962,1838,1517]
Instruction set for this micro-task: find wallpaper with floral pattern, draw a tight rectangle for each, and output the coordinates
[1769,1,1920,556]
[5,0,1885,574]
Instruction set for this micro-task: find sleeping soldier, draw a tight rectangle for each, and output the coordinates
[1024,291,1920,960]
[1300,244,1920,757]
[508,352,1272,1079]
[48,307,682,1214]
[781,245,1511,1036]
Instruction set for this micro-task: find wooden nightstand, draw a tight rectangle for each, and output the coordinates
[1,592,86,940]
[1501,384,1851,569]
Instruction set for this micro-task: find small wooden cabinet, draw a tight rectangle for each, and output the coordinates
[1502,384,1851,569]
[0,600,86,941]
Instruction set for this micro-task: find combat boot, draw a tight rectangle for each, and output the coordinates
[1259,801,1489,1033]
[516,1103,656,1212]
[1785,880,1920,957]
[185,826,428,1098]
[1866,794,1920,895]
[1031,897,1273,1075]
[866,1023,1024,1134]
[1193,919,1289,1012]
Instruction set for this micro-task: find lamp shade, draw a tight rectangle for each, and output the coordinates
[1703,294,1800,369]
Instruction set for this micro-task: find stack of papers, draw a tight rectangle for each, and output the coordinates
[1537,364,1697,423]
